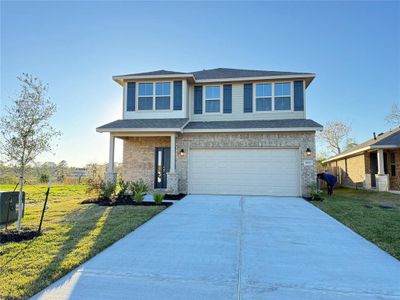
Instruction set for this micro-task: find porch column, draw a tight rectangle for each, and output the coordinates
[170,133,176,173]
[105,133,117,183]
[166,133,178,194]
[377,149,384,175]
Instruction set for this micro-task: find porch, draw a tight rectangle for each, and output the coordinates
[104,132,179,194]
[96,118,190,195]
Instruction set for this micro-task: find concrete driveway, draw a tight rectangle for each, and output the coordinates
[33,196,400,300]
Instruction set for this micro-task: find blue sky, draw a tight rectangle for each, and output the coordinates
[1,1,399,166]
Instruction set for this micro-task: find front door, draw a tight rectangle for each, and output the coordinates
[154,147,170,189]
[370,153,378,188]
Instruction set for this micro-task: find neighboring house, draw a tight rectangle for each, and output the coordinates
[323,128,400,192]
[97,68,322,196]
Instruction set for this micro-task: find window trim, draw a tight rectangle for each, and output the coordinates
[136,81,173,112]
[203,84,223,114]
[252,81,294,113]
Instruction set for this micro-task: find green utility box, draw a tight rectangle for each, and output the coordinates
[0,192,25,225]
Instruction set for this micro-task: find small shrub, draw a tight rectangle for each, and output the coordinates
[39,173,49,183]
[153,192,165,205]
[131,179,148,203]
[87,176,116,200]
[307,182,322,200]
[134,191,145,203]
[100,181,116,199]
[117,178,130,197]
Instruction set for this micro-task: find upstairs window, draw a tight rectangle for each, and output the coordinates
[138,82,171,111]
[274,82,291,110]
[205,86,221,113]
[155,82,171,110]
[254,82,292,112]
[255,83,272,111]
[138,83,153,110]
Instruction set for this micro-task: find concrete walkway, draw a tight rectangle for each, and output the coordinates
[32,196,400,300]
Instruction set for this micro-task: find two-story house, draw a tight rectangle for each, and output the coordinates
[97,68,322,196]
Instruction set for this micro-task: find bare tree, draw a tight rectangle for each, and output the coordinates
[0,74,61,230]
[318,121,352,155]
[386,103,400,126]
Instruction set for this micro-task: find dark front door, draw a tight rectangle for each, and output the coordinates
[370,153,378,188]
[154,147,170,189]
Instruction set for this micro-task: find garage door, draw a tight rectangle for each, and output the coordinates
[188,148,300,196]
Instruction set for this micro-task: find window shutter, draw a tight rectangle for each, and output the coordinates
[294,81,304,111]
[243,83,253,113]
[194,86,203,114]
[223,84,232,113]
[127,82,136,111]
[173,81,183,110]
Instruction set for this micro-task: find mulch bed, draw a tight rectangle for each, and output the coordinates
[81,197,173,207]
[0,228,40,243]
[303,196,324,202]
[164,193,186,200]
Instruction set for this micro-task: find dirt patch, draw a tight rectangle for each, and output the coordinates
[0,228,40,244]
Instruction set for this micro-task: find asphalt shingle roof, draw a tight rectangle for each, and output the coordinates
[184,119,322,130]
[97,118,189,130]
[192,68,313,80]
[115,68,313,81]
[97,118,322,132]
[325,127,400,161]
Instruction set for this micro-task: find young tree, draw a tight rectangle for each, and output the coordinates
[317,121,352,155]
[55,160,68,182]
[386,103,400,126]
[0,74,61,230]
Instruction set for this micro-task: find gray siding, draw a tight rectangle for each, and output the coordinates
[190,83,305,121]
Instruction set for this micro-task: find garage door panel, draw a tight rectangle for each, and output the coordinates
[188,148,300,196]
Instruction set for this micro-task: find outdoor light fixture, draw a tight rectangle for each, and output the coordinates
[305,148,312,157]
[179,149,185,157]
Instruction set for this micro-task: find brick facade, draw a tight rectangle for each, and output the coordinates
[327,149,400,191]
[122,132,317,196]
[122,136,170,190]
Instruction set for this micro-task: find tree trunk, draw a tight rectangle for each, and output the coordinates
[16,176,24,231]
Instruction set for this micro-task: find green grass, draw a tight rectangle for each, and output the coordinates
[0,184,165,300]
[312,187,400,260]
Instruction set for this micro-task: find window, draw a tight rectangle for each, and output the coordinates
[391,153,396,176]
[254,82,292,112]
[255,83,272,111]
[137,82,171,110]
[155,82,171,110]
[274,82,291,110]
[205,86,221,113]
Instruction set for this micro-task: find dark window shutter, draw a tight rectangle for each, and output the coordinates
[194,86,203,114]
[173,81,183,110]
[243,83,253,113]
[223,84,232,113]
[294,81,304,111]
[127,82,136,111]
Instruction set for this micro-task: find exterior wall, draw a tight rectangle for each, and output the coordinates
[189,82,306,121]
[175,131,316,196]
[327,154,366,188]
[123,79,189,119]
[122,136,170,190]
[385,149,400,191]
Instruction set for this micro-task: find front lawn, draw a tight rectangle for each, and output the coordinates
[311,187,400,260]
[0,184,165,300]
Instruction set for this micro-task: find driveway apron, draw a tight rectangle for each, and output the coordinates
[32,196,400,300]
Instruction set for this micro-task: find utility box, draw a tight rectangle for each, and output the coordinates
[0,192,25,225]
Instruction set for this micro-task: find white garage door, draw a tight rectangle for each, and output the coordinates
[188,148,300,196]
